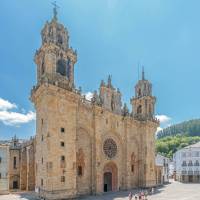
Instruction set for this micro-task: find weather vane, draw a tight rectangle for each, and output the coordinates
[52,1,59,20]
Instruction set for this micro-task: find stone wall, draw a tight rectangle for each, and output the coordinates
[0,145,9,194]
[32,84,158,199]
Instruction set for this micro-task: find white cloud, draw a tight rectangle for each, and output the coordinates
[84,92,93,101]
[156,127,163,136]
[155,115,171,124]
[0,97,35,126]
[0,98,17,111]
[156,127,163,133]
[155,114,172,135]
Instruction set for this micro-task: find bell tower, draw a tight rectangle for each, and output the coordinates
[99,75,122,114]
[131,68,156,120]
[34,4,77,89]
[130,68,158,187]
[31,5,79,199]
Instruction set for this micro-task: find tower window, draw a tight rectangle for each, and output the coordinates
[60,155,66,168]
[56,59,67,76]
[138,88,141,96]
[13,157,17,169]
[61,176,65,182]
[60,141,65,147]
[137,105,142,114]
[57,34,63,45]
[61,127,65,133]
[61,156,65,161]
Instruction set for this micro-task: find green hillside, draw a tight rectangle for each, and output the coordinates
[156,135,200,158]
[156,119,200,158]
[157,119,200,139]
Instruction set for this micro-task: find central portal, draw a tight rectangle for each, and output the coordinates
[104,172,112,192]
[103,162,118,192]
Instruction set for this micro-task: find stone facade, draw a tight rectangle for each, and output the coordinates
[20,139,35,191]
[9,136,21,190]
[31,9,159,200]
[0,144,9,194]
[0,136,35,191]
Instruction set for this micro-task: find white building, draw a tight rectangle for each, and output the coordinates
[173,142,200,183]
[0,144,10,194]
[169,161,175,178]
[155,154,170,185]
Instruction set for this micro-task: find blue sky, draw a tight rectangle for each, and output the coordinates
[1,0,200,140]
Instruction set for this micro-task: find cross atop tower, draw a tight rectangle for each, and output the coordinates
[142,66,145,80]
[52,1,59,20]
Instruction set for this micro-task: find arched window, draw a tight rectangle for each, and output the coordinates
[57,59,66,76]
[138,88,141,96]
[57,34,63,45]
[137,105,142,114]
[131,153,135,173]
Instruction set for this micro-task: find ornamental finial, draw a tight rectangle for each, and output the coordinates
[142,66,145,80]
[52,1,59,20]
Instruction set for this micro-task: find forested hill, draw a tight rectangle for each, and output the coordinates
[157,119,200,139]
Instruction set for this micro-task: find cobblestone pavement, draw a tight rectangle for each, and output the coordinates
[0,192,39,200]
[0,181,200,200]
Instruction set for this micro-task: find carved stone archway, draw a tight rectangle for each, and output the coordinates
[103,162,118,192]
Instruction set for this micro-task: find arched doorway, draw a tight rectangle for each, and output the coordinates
[103,162,118,192]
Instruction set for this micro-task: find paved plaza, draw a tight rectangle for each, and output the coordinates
[0,181,200,200]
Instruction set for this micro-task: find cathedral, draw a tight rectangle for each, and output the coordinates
[31,7,159,200]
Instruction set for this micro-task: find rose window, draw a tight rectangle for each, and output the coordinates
[103,138,117,159]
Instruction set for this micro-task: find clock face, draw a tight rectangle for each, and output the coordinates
[103,138,117,159]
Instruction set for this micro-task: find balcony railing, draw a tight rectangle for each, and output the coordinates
[188,171,193,175]
[181,170,200,175]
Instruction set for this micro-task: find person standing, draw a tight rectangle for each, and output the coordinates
[144,190,148,200]
[129,192,133,200]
